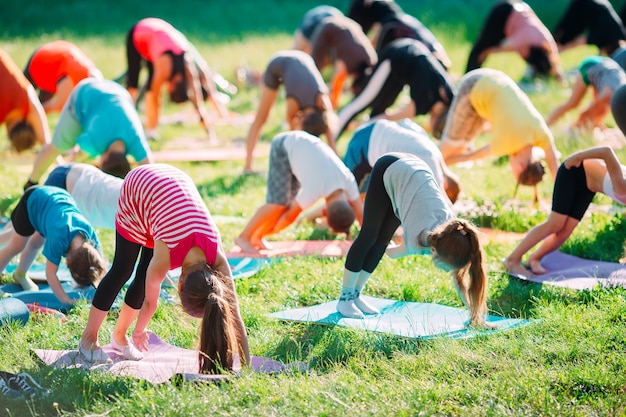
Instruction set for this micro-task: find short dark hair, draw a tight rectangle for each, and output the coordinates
[326,199,355,235]
[169,79,189,103]
[526,46,552,77]
[9,121,36,153]
[518,161,546,186]
[301,108,329,137]
[101,151,131,178]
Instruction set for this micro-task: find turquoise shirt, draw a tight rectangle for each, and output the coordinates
[52,78,150,162]
[26,186,101,266]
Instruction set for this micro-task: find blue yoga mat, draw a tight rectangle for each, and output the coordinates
[0,297,30,327]
[271,296,529,339]
[5,263,73,283]
[0,282,95,312]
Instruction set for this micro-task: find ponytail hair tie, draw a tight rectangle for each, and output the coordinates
[456,223,467,236]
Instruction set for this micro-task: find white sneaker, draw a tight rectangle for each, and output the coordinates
[109,335,144,361]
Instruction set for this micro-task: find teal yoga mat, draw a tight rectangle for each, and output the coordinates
[167,257,272,281]
[0,297,30,327]
[0,282,95,312]
[271,296,530,339]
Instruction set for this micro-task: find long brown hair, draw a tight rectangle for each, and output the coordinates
[429,219,488,325]
[178,263,239,374]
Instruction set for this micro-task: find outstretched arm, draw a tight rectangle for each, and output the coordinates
[244,86,278,173]
[27,143,62,185]
[42,78,74,113]
[132,241,170,350]
[183,54,215,139]
[546,74,587,126]
[46,261,74,305]
[444,144,492,165]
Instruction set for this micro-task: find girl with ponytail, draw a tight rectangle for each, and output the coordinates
[79,164,250,370]
[337,152,490,327]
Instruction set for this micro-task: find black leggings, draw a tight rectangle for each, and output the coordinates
[91,231,154,311]
[345,154,401,273]
[125,24,144,90]
[466,1,513,72]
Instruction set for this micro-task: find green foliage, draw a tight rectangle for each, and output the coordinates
[1,1,626,416]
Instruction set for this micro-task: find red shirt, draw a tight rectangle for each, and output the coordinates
[0,48,31,123]
[26,40,96,92]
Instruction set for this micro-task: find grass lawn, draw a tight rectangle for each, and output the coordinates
[1,1,626,416]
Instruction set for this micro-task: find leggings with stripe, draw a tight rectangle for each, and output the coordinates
[334,59,395,140]
[91,231,154,311]
[345,153,401,273]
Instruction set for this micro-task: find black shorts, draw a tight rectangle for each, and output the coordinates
[11,186,38,237]
[551,163,596,221]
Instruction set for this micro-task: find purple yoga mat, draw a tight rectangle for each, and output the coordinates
[32,333,306,384]
[509,251,626,290]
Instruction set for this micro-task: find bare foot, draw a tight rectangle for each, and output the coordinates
[234,236,261,253]
[502,258,533,278]
[528,259,548,275]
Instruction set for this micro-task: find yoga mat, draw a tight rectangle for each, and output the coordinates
[228,240,353,258]
[152,146,267,162]
[507,251,626,290]
[271,296,529,339]
[0,282,95,312]
[0,297,29,327]
[33,333,306,384]
[5,263,73,283]
[167,257,272,282]
[159,111,254,126]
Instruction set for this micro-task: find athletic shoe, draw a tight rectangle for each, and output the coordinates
[8,373,51,397]
[0,377,21,399]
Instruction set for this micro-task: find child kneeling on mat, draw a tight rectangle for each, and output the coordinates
[337,152,491,328]
[0,186,106,303]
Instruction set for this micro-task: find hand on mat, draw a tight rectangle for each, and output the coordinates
[132,329,152,352]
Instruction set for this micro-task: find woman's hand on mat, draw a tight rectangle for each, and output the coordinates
[132,329,151,352]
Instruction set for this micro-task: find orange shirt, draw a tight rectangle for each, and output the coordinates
[26,40,96,92]
[0,48,31,124]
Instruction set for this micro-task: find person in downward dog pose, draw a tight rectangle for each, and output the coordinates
[309,14,378,108]
[237,130,363,253]
[0,186,106,303]
[337,152,490,328]
[244,50,337,173]
[23,40,103,113]
[24,78,153,190]
[0,48,51,153]
[465,0,563,81]
[438,68,560,201]
[125,17,228,140]
[333,38,454,143]
[292,5,344,54]
[503,146,626,277]
[343,118,461,203]
[546,55,626,131]
[79,164,250,374]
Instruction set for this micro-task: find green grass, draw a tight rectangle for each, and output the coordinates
[1,1,626,416]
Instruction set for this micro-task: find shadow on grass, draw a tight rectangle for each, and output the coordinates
[264,322,429,372]
[196,173,266,198]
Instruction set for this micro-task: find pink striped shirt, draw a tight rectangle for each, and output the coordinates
[115,164,219,269]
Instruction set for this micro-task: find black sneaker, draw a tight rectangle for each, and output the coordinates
[8,373,50,397]
[0,377,22,399]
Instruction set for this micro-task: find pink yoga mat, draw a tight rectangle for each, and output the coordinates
[228,240,353,258]
[33,333,306,384]
[508,251,626,290]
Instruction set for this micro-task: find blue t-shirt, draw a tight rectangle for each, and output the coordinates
[343,121,374,186]
[53,78,150,162]
[26,186,101,266]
